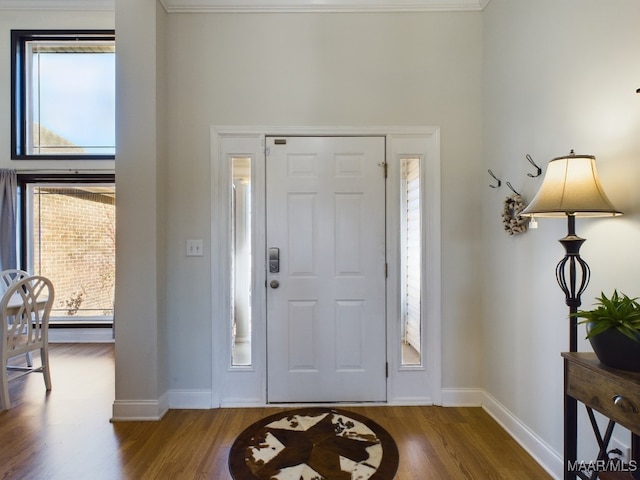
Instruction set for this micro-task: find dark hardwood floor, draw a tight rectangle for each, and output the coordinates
[0,344,552,479]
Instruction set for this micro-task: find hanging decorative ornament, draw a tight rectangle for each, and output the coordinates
[502,194,528,235]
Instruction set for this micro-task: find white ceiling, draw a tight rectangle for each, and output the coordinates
[0,0,490,13]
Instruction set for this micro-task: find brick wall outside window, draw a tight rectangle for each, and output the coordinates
[32,187,115,319]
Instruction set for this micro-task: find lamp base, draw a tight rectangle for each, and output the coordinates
[556,217,590,317]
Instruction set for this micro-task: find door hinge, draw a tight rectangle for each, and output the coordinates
[385,263,388,278]
[385,362,389,378]
[383,162,388,178]
[265,146,271,157]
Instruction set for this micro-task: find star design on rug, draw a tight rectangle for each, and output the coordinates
[246,411,381,480]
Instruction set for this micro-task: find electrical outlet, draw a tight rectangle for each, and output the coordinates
[186,239,203,257]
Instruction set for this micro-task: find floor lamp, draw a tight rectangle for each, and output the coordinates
[520,151,622,479]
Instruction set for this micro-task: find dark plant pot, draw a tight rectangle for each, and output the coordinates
[587,323,640,372]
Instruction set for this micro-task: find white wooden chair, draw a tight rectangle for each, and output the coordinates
[0,275,54,410]
[0,269,34,367]
[0,269,30,294]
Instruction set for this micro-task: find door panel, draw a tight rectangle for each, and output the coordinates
[266,136,386,403]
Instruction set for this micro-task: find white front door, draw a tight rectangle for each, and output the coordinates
[266,136,387,403]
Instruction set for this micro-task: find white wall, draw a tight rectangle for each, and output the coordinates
[163,11,485,396]
[112,0,169,419]
[483,0,640,474]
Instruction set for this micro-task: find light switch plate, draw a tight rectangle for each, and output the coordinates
[186,239,203,257]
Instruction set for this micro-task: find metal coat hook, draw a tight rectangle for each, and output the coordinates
[506,182,520,196]
[526,154,542,178]
[488,169,501,188]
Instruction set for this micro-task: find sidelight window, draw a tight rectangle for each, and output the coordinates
[231,157,252,366]
[400,157,422,366]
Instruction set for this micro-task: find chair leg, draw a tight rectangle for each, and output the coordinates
[26,352,33,367]
[41,346,51,391]
[0,363,10,410]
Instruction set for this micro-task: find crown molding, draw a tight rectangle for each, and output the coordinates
[160,0,490,13]
[0,0,490,13]
[0,0,113,10]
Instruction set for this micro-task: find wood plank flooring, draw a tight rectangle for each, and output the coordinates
[0,344,552,479]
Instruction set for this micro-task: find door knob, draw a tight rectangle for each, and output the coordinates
[270,280,280,289]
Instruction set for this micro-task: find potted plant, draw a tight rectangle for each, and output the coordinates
[571,290,640,371]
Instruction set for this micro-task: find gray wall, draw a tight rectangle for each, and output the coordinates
[161,10,484,394]
[483,0,640,466]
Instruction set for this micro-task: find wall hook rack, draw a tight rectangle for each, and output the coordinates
[526,154,542,177]
[506,182,520,196]
[488,169,501,188]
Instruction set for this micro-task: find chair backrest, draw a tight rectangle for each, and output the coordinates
[0,276,54,356]
[0,270,30,296]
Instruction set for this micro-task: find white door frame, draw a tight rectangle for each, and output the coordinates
[210,126,442,407]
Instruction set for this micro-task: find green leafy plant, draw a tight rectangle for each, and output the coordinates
[571,290,640,342]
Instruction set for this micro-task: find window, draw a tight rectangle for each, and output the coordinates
[11,30,115,159]
[18,174,115,324]
[231,157,252,366]
[400,157,422,366]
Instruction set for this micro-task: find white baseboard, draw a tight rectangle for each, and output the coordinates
[111,393,169,421]
[168,391,437,409]
[175,389,463,408]
[168,389,213,409]
[482,391,562,480]
[611,435,632,463]
[441,388,483,406]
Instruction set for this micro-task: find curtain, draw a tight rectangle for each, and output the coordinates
[0,169,17,271]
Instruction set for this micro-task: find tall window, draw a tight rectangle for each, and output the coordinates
[231,157,252,366]
[400,157,422,366]
[11,30,115,159]
[18,175,115,324]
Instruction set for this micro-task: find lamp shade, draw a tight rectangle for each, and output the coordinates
[521,153,622,218]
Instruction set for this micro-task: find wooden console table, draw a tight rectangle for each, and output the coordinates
[563,352,640,480]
